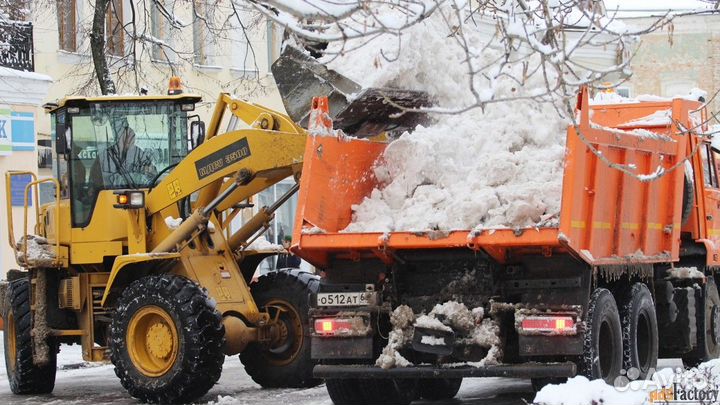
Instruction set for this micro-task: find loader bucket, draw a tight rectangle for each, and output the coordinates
[272,45,431,137]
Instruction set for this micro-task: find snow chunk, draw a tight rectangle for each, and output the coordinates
[618,109,672,127]
[15,235,56,266]
[414,314,452,332]
[428,301,475,333]
[420,335,446,346]
[245,237,285,251]
[376,305,415,369]
[533,376,648,405]
[164,216,183,230]
[666,266,705,280]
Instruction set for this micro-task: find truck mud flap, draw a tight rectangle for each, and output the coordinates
[313,362,576,379]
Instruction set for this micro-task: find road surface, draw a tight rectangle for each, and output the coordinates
[0,333,680,405]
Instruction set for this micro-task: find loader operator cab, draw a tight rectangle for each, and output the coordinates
[49,94,202,227]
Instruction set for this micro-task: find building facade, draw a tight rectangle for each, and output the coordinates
[621,14,720,112]
[0,16,52,274]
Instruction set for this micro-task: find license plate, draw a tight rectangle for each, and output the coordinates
[316,292,375,307]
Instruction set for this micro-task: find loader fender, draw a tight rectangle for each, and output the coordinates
[100,252,181,307]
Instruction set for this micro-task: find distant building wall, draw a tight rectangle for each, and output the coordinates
[622,14,720,112]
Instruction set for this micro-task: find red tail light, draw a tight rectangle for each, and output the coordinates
[314,318,353,335]
[520,316,576,334]
[313,317,369,336]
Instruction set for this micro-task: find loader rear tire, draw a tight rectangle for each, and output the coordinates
[3,277,57,394]
[578,288,623,384]
[110,274,225,403]
[326,378,418,405]
[240,270,320,388]
[418,378,462,399]
[619,283,658,380]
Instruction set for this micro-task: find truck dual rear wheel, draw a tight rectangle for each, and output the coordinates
[240,270,320,388]
[3,278,57,394]
[109,274,225,403]
[684,278,720,367]
[325,378,418,405]
[619,283,658,380]
[579,288,623,384]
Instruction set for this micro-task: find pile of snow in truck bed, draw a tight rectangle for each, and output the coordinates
[323,6,570,233]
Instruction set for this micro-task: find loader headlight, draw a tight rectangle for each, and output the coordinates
[114,190,145,209]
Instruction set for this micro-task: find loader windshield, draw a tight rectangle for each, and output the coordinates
[65,101,190,226]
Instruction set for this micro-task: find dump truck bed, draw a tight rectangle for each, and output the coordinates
[292,95,699,268]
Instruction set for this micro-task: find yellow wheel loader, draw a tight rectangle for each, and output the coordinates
[0,44,430,403]
[1,89,319,403]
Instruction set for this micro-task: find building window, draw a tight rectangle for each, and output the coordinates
[193,0,215,66]
[616,87,631,98]
[150,1,168,61]
[106,0,124,57]
[57,0,77,52]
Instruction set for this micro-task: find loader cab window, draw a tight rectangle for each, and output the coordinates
[702,143,720,189]
[65,101,190,227]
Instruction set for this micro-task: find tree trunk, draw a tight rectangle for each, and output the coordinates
[90,0,116,95]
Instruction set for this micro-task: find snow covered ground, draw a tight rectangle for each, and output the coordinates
[0,332,684,405]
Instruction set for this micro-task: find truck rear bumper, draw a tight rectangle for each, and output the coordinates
[313,362,576,379]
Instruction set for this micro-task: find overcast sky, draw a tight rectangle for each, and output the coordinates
[604,0,715,11]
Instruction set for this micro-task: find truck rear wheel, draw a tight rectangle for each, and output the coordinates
[109,274,225,403]
[619,283,658,379]
[683,278,720,367]
[326,378,418,405]
[240,270,320,388]
[579,288,623,384]
[418,378,462,399]
[3,278,57,394]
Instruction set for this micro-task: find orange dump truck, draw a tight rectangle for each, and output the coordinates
[290,91,720,404]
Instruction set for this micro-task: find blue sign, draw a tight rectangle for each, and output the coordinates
[11,174,32,207]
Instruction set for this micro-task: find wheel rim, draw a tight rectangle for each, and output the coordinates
[263,299,304,366]
[126,305,179,377]
[6,311,16,373]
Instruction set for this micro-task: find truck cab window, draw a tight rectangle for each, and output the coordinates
[702,144,719,189]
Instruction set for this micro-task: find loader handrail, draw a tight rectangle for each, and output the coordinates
[5,171,61,267]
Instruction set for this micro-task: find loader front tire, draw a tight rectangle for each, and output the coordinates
[110,274,225,403]
[3,277,57,394]
[240,270,320,388]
